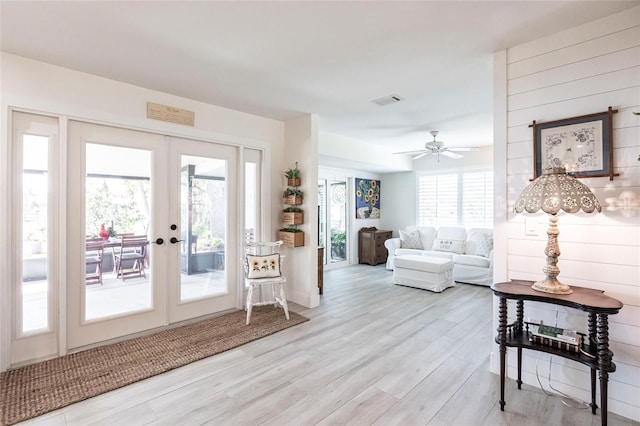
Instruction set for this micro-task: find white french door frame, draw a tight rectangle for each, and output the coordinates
[4,110,261,368]
[67,123,243,349]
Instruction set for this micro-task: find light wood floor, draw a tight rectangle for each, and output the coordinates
[21,264,638,426]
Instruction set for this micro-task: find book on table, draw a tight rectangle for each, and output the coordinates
[528,324,583,353]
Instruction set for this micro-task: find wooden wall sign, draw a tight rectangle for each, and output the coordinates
[146,102,195,126]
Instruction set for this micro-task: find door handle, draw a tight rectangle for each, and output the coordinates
[170,237,184,244]
[154,238,164,245]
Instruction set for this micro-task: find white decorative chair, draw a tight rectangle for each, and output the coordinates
[243,241,290,325]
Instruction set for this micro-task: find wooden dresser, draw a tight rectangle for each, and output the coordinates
[358,227,392,266]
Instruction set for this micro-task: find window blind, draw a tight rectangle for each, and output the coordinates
[417,169,493,228]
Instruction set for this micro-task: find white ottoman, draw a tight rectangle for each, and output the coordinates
[393,255,454,292]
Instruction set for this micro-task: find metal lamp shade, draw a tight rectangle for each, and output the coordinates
[514,167,601,294]
[515,167,601,215]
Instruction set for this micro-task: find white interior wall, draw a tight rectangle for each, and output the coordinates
[490,49,509,377]
[500,7,640,421]
[379,171,415,237]
[283,114,320,308]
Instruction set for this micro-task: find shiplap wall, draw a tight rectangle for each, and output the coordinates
[504,7,640,421]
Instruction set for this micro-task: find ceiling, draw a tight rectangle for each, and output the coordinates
[2,1,638,154]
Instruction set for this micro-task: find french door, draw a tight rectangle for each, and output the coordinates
[67,122,238,349]
[9,113,241,365]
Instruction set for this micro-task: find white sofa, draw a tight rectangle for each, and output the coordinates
[384,226,493,286]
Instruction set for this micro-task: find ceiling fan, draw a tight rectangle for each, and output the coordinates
[394,131,479,161]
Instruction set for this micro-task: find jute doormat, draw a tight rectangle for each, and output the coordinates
[0,306,308,426]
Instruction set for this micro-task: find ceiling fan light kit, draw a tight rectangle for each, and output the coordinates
[393,130,478,161]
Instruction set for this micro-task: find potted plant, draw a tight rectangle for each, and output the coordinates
[283,188,303,205]
[282,206,303,225]
[285,163,301,186]
[278,227,305,247]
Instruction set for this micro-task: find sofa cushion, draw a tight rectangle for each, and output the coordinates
[432,238,465,254]
[465,228,493,257]
[474,235,493,258]
[399,229,423,249]
[406,226,437,251]
[453,254,491,268]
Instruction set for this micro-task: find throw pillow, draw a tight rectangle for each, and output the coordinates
[246,254,281,278]
[475,235,493,258]
[399,230,423,249]
[432,238,465,254]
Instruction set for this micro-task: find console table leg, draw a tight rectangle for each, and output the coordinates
[517,347,522,389]
[516,299,524,390]
[516,300,524,333]
[597,314,610,426]
[589,312,599,415]
[498,296,507,410]
[590,368,598,415]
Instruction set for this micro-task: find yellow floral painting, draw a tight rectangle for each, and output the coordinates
[355,178,380,219]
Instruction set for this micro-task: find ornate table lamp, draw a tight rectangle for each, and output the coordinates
[514,167,601,294]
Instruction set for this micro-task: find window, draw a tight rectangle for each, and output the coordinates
[417,169,493,228]
[244,149,261,244]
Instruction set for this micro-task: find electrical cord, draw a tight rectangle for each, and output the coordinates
[533,306,590,409]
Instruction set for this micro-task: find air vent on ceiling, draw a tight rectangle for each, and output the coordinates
[372,94,404,106]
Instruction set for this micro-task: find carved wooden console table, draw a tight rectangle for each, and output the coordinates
[491,280,623,426]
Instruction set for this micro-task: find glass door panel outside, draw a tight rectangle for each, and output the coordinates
[243,148,262,245]
[318,180,327,262]
[244,164,257,244]
[84,143,152,320]
[328,181,347,264]
[179,156,227,301]
[168,137,238,324]
[21,135,50,333]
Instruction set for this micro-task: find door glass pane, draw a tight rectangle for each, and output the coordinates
[329,181,347,263]
[85,144,152,320]
[22,135,49,332]
[245,162,257,244]
[318,180,327,264]
[180,155,227,301]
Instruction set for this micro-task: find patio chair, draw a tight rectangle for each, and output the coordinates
[114,235,148,281]
[85,238,105,285]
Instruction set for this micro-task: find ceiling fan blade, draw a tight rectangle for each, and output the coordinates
[441,151,463,159]
[393,149,426,155]
[412,152,430,160]
[447,147,479,152]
